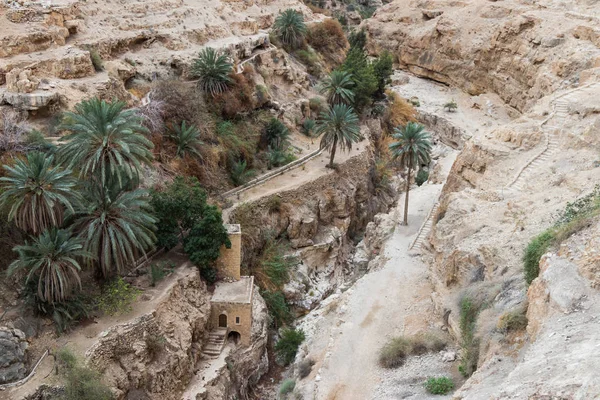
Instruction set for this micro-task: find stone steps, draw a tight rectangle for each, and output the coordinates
[201,328,227,359]
[409,202,439,252]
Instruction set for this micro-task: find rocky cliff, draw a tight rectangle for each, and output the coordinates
[364,0,600,112]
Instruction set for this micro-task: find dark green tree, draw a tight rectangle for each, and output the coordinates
[275,328,305,365]
[263,118,290,150]
[389,122,432,225]
[183,206,231,283]
[340,47,378,111]
[372,51,394,96]
[150,177,208,250]
[348,29,367,51]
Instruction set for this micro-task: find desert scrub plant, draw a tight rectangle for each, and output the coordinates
[56,349,114,400]
[498,309,528,333]
[83,46,104,72]
[415,168,429,187]
[168,121,203,160]
[383,91,417,134]
[295,48,322,76]
[56,347,78,373]
[378,332,446,368]
[279,378,296,399]
[308,97,326,115]
[149,261,174,286]
[523,230,555,285]
[297,357,314,379]
[458,296,480,377]
[273,9,307,48]
[191,47,233,96]
[275,328,305,365]
[425,377,454,395]
[267,196,282,213]
[307,19,348,66]
[98,277,141,316]
[264,118,290,150]
[444,99,458,112]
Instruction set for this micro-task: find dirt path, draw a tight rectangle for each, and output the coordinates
[297,151,457,400]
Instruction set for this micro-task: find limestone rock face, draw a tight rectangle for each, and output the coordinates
[6,69,39,93]
[0,327,28,384]
[86,267,211,399]
[364,0,600,112]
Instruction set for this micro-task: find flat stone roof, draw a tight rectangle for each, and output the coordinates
[211,276,253,304]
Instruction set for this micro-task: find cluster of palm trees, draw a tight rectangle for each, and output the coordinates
[1,98,157,305]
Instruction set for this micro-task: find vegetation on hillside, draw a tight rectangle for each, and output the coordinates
[191,47,233,96]
[316,104,361,168]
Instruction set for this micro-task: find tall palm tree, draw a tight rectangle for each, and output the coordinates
[316,104,361,168]
[8,228,91,304]
[319,71,355,106]
[389,122,432,225]
[0,152,79,234]
[191,47,233,97]
[273,9,307,48]
[73,179,156,278]
[169,121,203,160]
[58,98,154,187]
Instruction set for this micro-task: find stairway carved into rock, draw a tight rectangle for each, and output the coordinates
[409,202,439,253]
[201,328,227,359]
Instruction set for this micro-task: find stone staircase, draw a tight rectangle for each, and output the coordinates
[201,328,227,359]
[409,202,439,253]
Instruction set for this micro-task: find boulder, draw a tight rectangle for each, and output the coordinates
[0,327,28,384]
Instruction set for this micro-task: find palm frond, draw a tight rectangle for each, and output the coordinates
[316,104,361,153]
[191,48,233,97]
[273,9,307,47]
[318,70,355,106]
[389,122,432,169]
[168,121,204,160]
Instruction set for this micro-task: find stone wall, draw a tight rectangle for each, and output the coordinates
[216,225,242,281]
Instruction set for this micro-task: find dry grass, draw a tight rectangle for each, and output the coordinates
[307,19,348,67]
[378,332,447,368]
[212,65,257,119]
[383,91,417,134]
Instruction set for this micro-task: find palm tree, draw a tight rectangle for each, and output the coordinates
[8,228,91,304]
[319,71,355,106]
[58,98,153,187]
[191,48,233,96]
[273,9,307,48]
[73,179,156,278]
[316,104,361,168]
[0,152,79,234]
[389,122,432,225]
[169,121,203,160]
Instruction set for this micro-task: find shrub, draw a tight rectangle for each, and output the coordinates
[498,309,528,333]
[98,278,141,316]
[556,185,600,225]
[383,91,417,133]
[145,334,167,361]
[190,48,232,96]
[275,328,305,365]
[378,337,411,368]
[256,84,269,104]
[213,68,257,118]
[415,169,429,186]
[307,19,348,66]
[425,377,454,395]
[458,296,480,377]
[273,9,307,49]
[150,262,174,286]
[262,290,293,327]
[264,118,290,149]
[56,347,78,372]
[63,364,114,400]
[25,129,55,152]
[295,48,322,76]
[444,100,458,112]
[267,196,282,213]
[309,97,326,114]
[348,29,367,51]
[523,230,555,285]
[230,159,256,186]
[259,240,299,288]
[84,46,104,72]
[297,358,314,379]
[279,379,296,398]
[301,119,316,137]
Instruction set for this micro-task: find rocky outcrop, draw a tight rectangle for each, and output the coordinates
[365,0,600,112]
[229,147,397,310]
[86,267,211,399]
[0,328,28,384]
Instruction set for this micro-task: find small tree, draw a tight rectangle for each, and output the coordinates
[183,205,231,283]
[168,121,203,159]
[316,104,361,168]
[389,122,432,225]
[372,51,393,96]
[340,47,378,111]
[264,118,290,150]
[191,48,233,97]
[150,176,208,250]
[275,328,305,365]
[273,9,307,48]
[444,99,458,112]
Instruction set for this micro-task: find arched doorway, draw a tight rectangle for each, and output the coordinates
[228,331,241,345]
[218,313,227,328]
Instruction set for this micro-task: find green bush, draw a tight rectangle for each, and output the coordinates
[523,230,555,285]
[295,48,322,76]
[279,378,296,398]
[56,347,78,372]
[458,296,480,377]
[84,46,104,72]
[415,168,429,186]
[425,377,454,395]
[340,46,378,111]
[230,159,257,186]
[56,349,114,400]
[275,328,305,365]
[302,119,316,137]
[150,262,174,286]
[444,100,458,112]
[372,51,393,95]
[308,97,325,114]
[98,278,141,316]
[262,290,293,327]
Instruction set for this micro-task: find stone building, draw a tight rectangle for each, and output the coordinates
[206,224,254,350]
